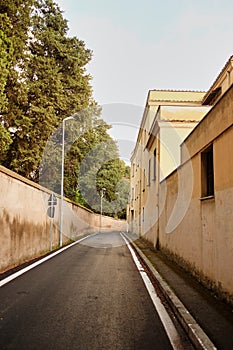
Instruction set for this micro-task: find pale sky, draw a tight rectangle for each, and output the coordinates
[55,0,233,162]
[56,0,233,105]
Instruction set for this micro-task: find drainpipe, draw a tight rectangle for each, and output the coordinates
[156,133,160,250]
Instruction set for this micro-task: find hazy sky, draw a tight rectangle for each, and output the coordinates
[55,0,233,162]
[56,0,233,106]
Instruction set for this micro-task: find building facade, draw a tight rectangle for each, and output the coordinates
[128,56,233,303]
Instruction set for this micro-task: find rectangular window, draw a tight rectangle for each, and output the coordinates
[131,187,134,202]
[143,169,146,192]
[131,210,134,221]
[148,159,151,186]
[153,148,157,180]
[201,145,214,197]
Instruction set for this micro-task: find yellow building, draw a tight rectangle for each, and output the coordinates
[128,56,233,303]
[129,90,210,239]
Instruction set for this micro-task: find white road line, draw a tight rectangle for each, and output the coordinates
[120,233,184,350]
[0,234,97,288]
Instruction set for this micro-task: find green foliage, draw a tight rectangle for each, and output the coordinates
[71,121,115,208]
[97,159,125,201]
[0,27,13,162]
[0,123,12,161]
[1,0,93,179]
[77,132,130,218]
[39,105,103,195]
[0,28,13,112]
[0,0,130,219]
[97,160,130,219]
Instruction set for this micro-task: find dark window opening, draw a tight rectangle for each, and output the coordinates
[203,87,221,105]
[131,187,134,202]
[148,159,151,186]
[153,148,157,180]
[143,169,146,192]
[201,145,214,197]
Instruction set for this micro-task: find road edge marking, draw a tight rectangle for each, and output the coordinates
[120,232,184,350]
[122,232,217,350]
[0,233,97,288]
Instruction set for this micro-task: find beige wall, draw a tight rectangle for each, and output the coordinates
[129,99,209,239]
[0,166,126,273]
[157,85,233,304]
[128,58,233,304]
[159,105,210,180]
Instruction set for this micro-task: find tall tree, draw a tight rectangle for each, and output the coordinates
[0,0,34,129]
[77,126,130,217]
[1,0,93,179]
[39,107,112,201]
[0,27,13,160]
[0,1,30,162]
[0,0,130,217]
[0,28,12,112]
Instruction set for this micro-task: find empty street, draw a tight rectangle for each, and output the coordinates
[0,232,192,350]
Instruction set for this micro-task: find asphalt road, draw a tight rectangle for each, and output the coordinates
[0,232,188,350]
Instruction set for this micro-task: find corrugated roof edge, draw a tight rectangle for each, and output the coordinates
[149,89,206,93]
[205,55,233,94]
[147,90,206,103]
[149,99,203,103]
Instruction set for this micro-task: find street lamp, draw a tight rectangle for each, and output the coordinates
[60,116,74,247]
[99,187,106,233]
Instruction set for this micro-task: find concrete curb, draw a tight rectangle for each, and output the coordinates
[123,233,217,350]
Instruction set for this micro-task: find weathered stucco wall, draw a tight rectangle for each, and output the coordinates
[158,85,233,304]
[0,166,126,273]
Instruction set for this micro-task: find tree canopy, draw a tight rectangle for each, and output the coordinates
[0,0,129,218]
[1,0,93,178]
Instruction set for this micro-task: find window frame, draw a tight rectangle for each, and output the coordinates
[148,159,151,186]
[153,148,157,181]
[201,144,214,199]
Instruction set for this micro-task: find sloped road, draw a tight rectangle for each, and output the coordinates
[0,232,191,350]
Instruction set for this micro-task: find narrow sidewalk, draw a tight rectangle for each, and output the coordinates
[128,234,233,350]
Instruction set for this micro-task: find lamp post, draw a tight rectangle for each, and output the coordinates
[60,116,74,247]
[100,187,106,233]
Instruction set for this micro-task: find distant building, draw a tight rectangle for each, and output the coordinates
[128,56,233,304]
[129,89,210,239]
